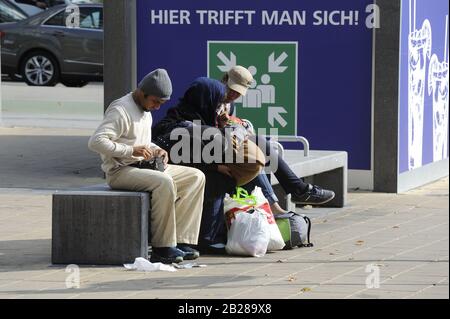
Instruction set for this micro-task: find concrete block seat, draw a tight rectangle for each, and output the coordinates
[52,184,150,265]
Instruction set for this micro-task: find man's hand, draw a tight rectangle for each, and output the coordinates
[154,148,169,168]
[133,146,154,160]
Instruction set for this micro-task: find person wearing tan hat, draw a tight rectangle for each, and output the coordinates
[217,66,336,209]
[224,65,255,100]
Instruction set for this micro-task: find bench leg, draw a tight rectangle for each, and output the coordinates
[305,166,347,208]
[273,166,347,210]
[52,194,149,265]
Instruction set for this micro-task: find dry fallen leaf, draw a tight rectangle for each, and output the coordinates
[300,287,312,293]
[288,276,297,282]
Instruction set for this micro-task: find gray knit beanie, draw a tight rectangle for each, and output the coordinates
[138,69,172,100]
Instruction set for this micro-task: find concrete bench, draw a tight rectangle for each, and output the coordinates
[52,185,150,265]
[269,138,348,211]
[52,138,346,265]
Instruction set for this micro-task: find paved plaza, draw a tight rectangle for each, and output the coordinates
[0,127,448,299]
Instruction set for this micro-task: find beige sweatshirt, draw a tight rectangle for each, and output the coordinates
[88,93,161,175]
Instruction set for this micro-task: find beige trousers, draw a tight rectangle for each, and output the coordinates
[107,165,205,247]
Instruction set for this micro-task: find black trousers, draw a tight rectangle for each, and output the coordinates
[252,135,309,195]
[198,170,236,246]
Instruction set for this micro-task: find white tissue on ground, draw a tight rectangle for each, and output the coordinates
[124,257,177,272]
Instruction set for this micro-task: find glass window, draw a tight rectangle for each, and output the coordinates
[42,7,103,29]
[0,0,28,23]
[79,7,102,30]
[43,10,64,26]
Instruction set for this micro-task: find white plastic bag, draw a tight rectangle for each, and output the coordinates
[224,187,285,251]
[225,208,270,257]
[251,187,286,251]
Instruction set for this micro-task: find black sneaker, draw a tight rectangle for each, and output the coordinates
[177,244,200,260]
[150,247,184,264]
[291,184,335,205]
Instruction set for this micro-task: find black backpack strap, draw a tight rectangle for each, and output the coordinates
[298,216,314,248]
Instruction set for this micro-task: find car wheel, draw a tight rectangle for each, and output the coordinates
[21,51,59,87]
[61,79,89,88]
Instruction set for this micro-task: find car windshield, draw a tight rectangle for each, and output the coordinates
[0,0,28,23]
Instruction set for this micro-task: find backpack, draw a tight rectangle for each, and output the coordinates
[275,212,314,249]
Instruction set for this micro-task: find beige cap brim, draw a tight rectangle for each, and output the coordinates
[228,78,249,96]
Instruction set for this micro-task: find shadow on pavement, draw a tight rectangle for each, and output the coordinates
[0,135,104,189]
[0,239,51,270]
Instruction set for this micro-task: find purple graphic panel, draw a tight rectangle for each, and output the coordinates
[399,0,449,173]
[136,0,374,170]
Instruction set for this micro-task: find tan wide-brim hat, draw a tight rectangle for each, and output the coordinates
[227,66,254,96]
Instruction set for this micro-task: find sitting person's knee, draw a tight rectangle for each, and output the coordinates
[185,167,206,184]
[156,174,176,191]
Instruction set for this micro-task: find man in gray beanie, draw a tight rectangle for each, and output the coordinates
[89,69,205,264]
[137,68,172,102]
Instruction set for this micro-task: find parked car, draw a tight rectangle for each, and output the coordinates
[0,0,29,23]
[0,3,103,87]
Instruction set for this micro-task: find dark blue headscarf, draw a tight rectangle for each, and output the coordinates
[153,77,227,139]
[172,77,226,126]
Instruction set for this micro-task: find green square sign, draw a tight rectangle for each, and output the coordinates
[208,41,298,137]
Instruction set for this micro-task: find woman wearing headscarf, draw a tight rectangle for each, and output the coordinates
[153,77,266,253]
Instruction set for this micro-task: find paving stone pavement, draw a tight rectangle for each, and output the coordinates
[0,128,448,299]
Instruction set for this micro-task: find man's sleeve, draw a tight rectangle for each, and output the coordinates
[149,141,162,150]
[88,106,134,159]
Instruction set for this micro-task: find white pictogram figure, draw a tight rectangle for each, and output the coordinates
[243,80,263,108]
[428,15,449,162]
[257,74,276,104]
[241,66,262,108]
[235,65,257,104]
[408,0,432,170]
[248,65,257,76]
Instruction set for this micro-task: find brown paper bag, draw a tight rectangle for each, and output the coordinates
[226,139,266,186]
